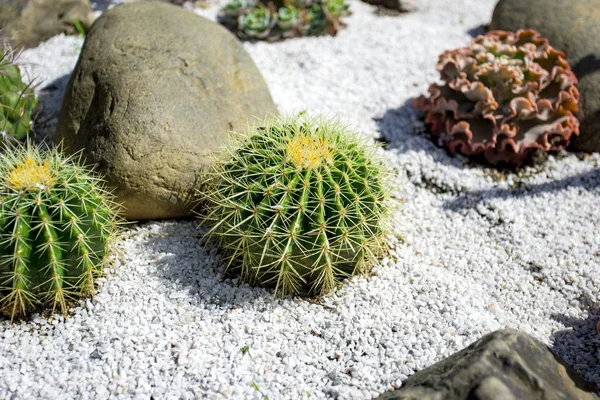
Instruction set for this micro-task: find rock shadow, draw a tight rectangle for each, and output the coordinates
[573,54,600,80]
[442,167,600,211]
[551,309,600,390]
[33,73,71,146]
[91,0,112,13]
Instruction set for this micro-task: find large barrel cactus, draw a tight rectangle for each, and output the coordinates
[415,29,580,166]
[220,0,349,41]
[0,144,120,320]
[0,47,38,144]
[201,114,393,296]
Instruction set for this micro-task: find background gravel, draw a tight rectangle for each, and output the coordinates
[1,0,599,399]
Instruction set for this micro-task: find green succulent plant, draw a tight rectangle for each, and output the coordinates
[239,4,274,39]
[324,0,347,17]
[303,3,327,34]
[0,48,38,145]
[277,5,300,31]
[219,0,349,41]
[201,114,394,296]
[0,144,121,321]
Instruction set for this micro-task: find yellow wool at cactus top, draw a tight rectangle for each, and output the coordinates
[286,135,333,170]
[5,155,56,191]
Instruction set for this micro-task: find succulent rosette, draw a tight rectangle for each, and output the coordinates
[277,4,300,31]
[302,3,328,34]
[415,29,580,166]
[219,0,349,41]
[325,0,348,17]
[239,4,276,39]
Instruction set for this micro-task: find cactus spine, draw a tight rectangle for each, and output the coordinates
[202,114,393,296]
[0,144,120,320]
[0,46,38,144]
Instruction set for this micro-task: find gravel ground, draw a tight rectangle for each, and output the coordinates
[2,0,600,399]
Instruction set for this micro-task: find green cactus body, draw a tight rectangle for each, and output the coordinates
[202,115,393,296]
[0,145,120,320]
[0,50,38,143]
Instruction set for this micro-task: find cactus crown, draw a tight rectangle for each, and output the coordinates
[415,29,580,167]
[6,155,55,190]
[201,114,394,296]
[219,0,350,41]
[0,44,38,145]
[0,144,121,321]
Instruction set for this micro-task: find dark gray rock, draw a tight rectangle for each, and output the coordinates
[0,0,95,49]
[376,329,599,400]
[490,0,600,153]
[56,2,278,220]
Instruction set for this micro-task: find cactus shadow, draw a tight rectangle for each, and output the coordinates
[138,221,278,310]
[550,308,600,391]
[34,73,71,146]
[442,168,600,212]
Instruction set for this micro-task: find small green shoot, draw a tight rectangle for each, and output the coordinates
[72,19,86,38]
[251,381,270,400]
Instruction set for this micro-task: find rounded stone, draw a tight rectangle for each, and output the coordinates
[0,0,95,49]
[490,0,600,153]
[56,2,278,220]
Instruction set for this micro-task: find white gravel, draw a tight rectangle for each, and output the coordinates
[2,0,600,399]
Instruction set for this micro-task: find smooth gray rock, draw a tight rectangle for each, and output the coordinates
[377,329,599,400]
[490,0,600,153]
[56,2,278,220]
[0,0,95,49]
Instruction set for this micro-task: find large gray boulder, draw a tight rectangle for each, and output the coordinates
[56,2,278,220]
[377,329,599,400]
[0,0,95,49]
[490,0,600,153]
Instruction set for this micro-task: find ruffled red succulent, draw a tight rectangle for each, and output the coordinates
[415,29,580,166]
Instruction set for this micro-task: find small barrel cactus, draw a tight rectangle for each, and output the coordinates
[219,0,349,41]
[201,114,393,296]
[414,29,580,167]
[0,46,38,145]
[0,144,120,320]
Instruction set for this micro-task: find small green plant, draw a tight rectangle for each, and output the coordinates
[201,114,393,296]
[0,143,121,321]
[252,381,270,400]
[72,19,87,39]
[219,0,350,41]
[0,45,38,145]
[240,345,251,355]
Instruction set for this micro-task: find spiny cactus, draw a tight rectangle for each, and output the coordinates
[414,29,580,167]
[201,114,393,296]
[0,144,120,321]
[219,0,349,41]
[0,45,38,145]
